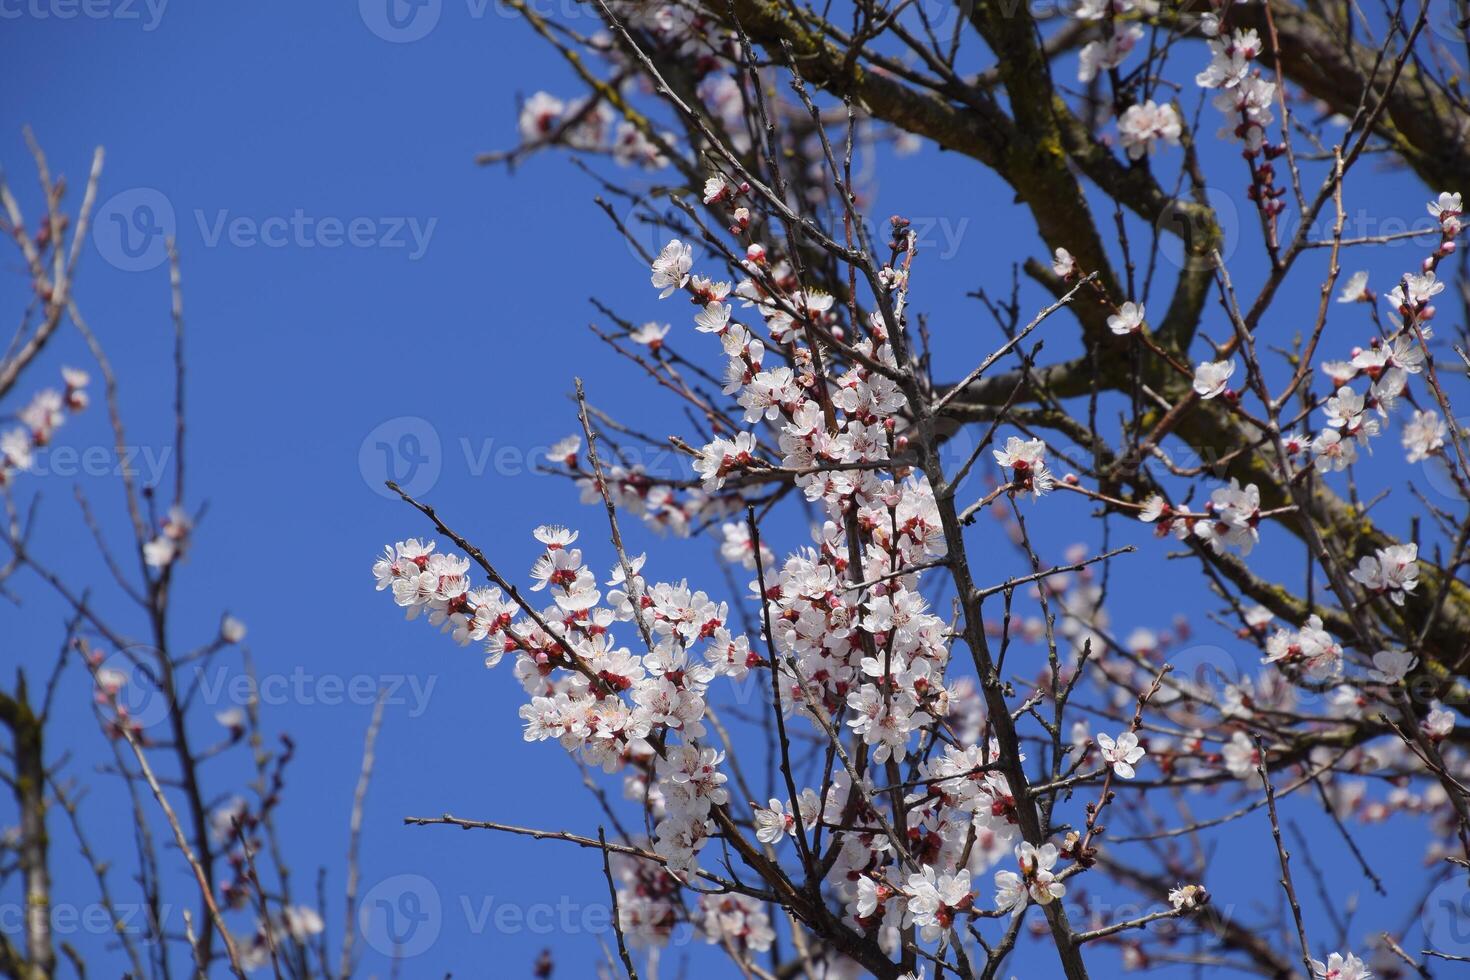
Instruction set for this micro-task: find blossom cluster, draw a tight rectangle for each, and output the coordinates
[1117,101,1182,160]
[371,226,1089,958]
[1075,0,1151,82]
[1195,29,1276,155]
[1139,477,1261,557]
[518,90,674,169]
[374,526,742,875]
[0,367,88,486]
[1314,193,1460,475]
[356,7,1470,960]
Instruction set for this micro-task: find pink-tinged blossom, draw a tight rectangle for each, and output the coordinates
[1192,479,1260,556]
[1195,30,1263,89]
[697,893,774,953]
[1386,271,1444,310]
[0,368,89,487]
[751,792,816,845]
[994,841,1065,913]
[1196,31,1276,150]
[904,867,975,941]
[1309,951,1372,980]
[630,321,671,350]
[1117,101,1182,159]
[993,436,1055,497]
[1349,543,1418,605]
[1427,191,1462,220]
[693,432,760,491]
[144,506,193,569]
[517,92,565,142]
[1097,730,1146,779]
[1262,614,1343,681]
[1311,427,1357,472]
[702,174,732,205]
[1078,24,1143,82]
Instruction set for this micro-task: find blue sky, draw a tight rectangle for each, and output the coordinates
[2,2,1465,977]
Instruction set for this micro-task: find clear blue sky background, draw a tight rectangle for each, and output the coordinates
[2,3,1464,977]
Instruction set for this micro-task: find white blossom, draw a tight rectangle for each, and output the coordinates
[1349,543,1418,605]
[1309,951,1372,980]
[1097,730,1146,779]
[651,239,694,298]
[1192,360,1235,399]
[1107,301,1145,335]
[1117,101,1181,159]
[1402,409,1446,462]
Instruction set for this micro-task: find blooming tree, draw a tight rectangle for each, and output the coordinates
[361,0,1470,976]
